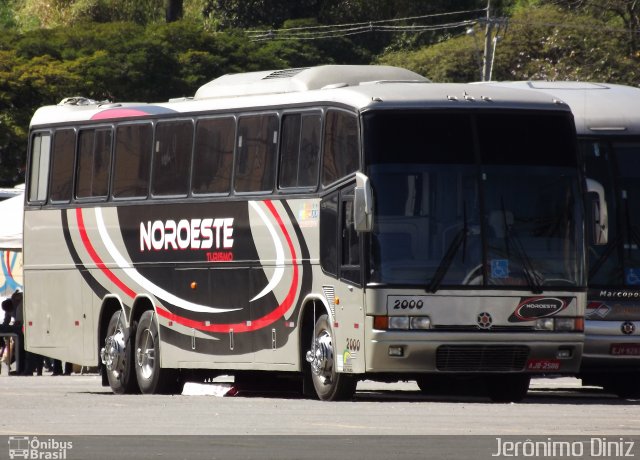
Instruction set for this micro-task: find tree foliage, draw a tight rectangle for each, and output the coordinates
[0,1,639,186]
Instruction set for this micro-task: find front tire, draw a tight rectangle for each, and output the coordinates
[134,310,182,394]
[306,314,356,401]
[102,310,138,394]
[604,372,640,399]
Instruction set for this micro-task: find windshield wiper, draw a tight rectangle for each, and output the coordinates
[500,199,544,294]
[428,204,468,293]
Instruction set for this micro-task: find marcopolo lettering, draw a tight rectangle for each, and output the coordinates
[599,290,640,299]
[140,218,234,252]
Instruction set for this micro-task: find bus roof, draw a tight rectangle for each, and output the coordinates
[29,66,572,127]
[479,81,640,135]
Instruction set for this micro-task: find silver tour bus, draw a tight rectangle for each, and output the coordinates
[24,66,594,401]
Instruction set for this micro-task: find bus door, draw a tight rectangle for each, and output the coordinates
[324,188,366,374]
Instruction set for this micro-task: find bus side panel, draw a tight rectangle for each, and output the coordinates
[24,208,98,366]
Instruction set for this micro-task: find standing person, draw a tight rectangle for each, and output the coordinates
[0,295,26,373]
[0,298,15,373]
[52,359,73,376]
[9,289,44,375]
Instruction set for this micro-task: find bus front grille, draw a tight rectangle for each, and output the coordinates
[436,345,530,372]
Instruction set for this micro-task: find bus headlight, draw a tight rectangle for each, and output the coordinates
[534,318,555,331]
[388,316,410,330]
[554,318,577,331]
[534,317,582,332]
[383,316,432,330]
[410,316,431,330]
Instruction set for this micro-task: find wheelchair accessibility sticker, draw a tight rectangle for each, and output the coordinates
[490,259,509,279]
[625,268,640,286]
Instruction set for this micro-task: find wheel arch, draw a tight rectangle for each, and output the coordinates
[299,295,330,368]
[98,295,126,363]
[129,295,155,328]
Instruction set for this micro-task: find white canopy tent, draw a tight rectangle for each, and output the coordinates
[0,192,24,250]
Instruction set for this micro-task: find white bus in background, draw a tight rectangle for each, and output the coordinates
[485,81,640,398]
[23,66,596,402]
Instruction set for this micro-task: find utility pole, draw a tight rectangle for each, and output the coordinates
[482,0,493,82]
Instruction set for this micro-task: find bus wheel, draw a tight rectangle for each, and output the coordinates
[487,374,530,403]
[101,310,138,394]
[606,372,640,399]
[305,314,356,401]
[134,310,182,394]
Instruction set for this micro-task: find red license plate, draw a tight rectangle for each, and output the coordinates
[610,343,640,355]
[526,359,561,371]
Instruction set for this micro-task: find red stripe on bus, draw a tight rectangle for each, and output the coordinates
[75,208,137,299]
[156,200,300,333]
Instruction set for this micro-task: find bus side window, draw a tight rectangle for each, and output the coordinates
[340,194,361,285]
[152,120,193,197]
[279,112,320,189]
[320,192,339,276]
[235,114,278,193]
[49,129,76,203]
[322,110,359,186]
[192,117,235,195]
[28,132,51,203]
[113,123,152,199]
[76,128,112,200]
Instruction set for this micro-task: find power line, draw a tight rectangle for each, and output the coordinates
[247,8,486,41]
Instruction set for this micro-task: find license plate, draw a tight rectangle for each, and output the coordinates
[610,343,640,355]
[526,359,561,371]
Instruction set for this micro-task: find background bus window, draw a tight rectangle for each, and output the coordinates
[113,124,152,199]
[152,120,193,197]
[322,110,358,186]
[279,113,321,189]
[192,117,234,195]
[49,129,76,203]
[235,114,278,193]
[76,128,112,199]
[28,132,51,202]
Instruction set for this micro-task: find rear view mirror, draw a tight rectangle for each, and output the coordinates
[354,172,373,232]
[586,178,608,246]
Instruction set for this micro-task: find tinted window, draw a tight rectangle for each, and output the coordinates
[152,120,193,196]
[28,132,51,202]
[192,118,235,195]
[50,129,76,202]
[320,192,339,276]
[76,128,112,199]
[279,113,320,189]
[235,114,278,193]
[322,110,359,186]
[364,112,474,165]
[113,124,152,199]
[477,114,576,166]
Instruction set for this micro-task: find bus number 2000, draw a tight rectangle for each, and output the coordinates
[388,296,425,310]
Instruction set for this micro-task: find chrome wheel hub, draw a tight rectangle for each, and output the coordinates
[136,328,155,380]
[306,330,334,383]
[100,328,126,375]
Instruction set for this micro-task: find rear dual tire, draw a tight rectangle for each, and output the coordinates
[134,310,183,395]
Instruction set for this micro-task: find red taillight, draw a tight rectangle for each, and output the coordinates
[373,316,388,330]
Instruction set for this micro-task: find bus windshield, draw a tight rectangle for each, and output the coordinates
[364,111,584,290]
[584,140,640,287]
